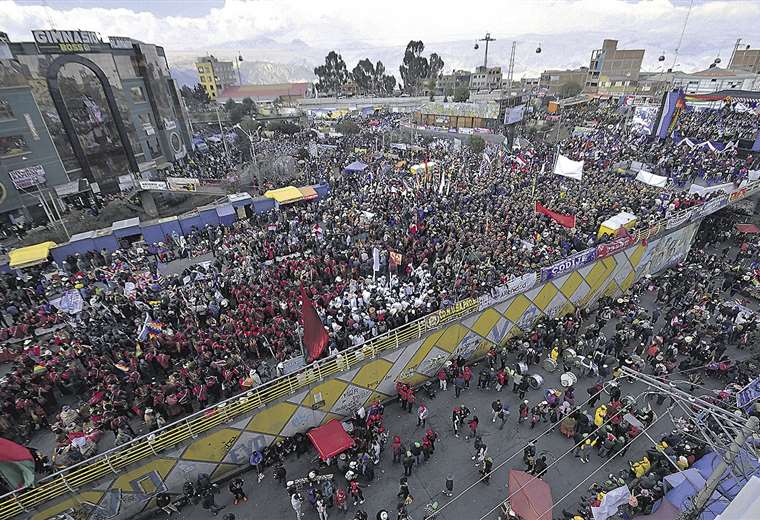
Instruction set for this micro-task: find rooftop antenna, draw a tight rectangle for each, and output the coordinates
[507,40,516,87]
[671,0,694,71]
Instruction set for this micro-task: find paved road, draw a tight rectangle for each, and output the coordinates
[172,244,756,520]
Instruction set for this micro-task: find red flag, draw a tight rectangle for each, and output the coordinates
[535,201,576,228]
[300,285,329,362]
[389,251,402,268]
[616,225,630,238]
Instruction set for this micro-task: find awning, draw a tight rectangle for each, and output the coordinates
[264,186,304,204]
[344,160,368,173]
[508,470,553,520]
[228,192,253,208]
[8,241,56,269]
[736,223,760,234]
[298,186,318,201]
[307,420,355,461]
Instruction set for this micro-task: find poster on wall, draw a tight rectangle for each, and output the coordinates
[541,249,597,281]
[637,222,700,277]
[8,164,46,189]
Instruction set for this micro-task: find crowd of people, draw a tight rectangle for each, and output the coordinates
[674,103,759,142]
[0,99,757,495]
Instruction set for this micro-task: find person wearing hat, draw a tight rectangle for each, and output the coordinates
[402,450,414,476]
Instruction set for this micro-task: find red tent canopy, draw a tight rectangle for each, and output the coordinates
[736,223,760,234]
[508,470,553,520]
[307,420,355,461]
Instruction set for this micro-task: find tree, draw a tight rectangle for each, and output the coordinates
[453,86,470,102]
[559,81,583,98]
[429,53,444,78]
[241,97,257,115]
[180,85,193,99]
[224,99,238,112]
[229,104,246,125]
[335,119,361,135]
[469,135,486,154]
[382,75,396,95]
[399,40,429,95]
[314,51,349,95]
[192,83,210,104]
[373,61,386,93]
[352,59,375,94]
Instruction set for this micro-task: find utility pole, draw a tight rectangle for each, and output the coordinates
[507,40,517,88]
[728,38,742,69]
[683,415,759,519]
[477,32,496,69]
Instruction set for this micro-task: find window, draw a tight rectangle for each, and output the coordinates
[130,86,146,103]
[0,135,30,158]
[0,99,14,121]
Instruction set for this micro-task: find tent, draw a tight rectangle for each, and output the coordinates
[344,161,368,173]
[252,196,276,214]
[265,186,304,204]
[216,203,237,226]
[598,211,637,239]
[307,420,355,461]
[735,223,760,234]
[409,161,437,175]
[716,476,760,520]
[312,183,331,199]
[508,470,553,520]
[93,228,119,252]
[635,170,668,188]
[298,186,319,201]
[111,217,141,239]
[8,241,56,269]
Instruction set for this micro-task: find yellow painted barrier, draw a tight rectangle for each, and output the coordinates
[1,180,759,519]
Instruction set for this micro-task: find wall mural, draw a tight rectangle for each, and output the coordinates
[27,222,701,520]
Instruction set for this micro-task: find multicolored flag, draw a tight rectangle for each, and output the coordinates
[0,438,35,489]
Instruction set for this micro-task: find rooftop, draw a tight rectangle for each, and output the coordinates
[218,82,312,103]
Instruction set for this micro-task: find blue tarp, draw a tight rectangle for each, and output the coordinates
[198,205,220,227]
[112,217,141,239]
[158,216,182,239]
[252,196,275,214]
[344,161,368,173]
[93,229,119,252]
[313,183,330,199]
[141,221,165,245]
[216,204,236,226]
[178,212,204,235]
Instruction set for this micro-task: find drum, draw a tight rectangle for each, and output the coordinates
[528,374,544,389]
[517,362,529,375]
[560,372,578,387]
[542,358,558,372]
[562,348,577,362]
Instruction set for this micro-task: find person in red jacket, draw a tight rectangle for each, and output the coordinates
[391,435,403,463]
[463,366,472,389]
[495,368,508,392]
[466,416,479,440]
[335,487,348,512]
[437,368,448,391]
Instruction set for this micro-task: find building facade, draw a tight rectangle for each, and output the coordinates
[0,30,192,223]
[413,101,501,132]
[669,67,760,94]
[584,39,645,96]
[470,66,503,92]
[195,55,236,101]
[436,70,472,96]
[729,47,760,74]
[539,68,588,97]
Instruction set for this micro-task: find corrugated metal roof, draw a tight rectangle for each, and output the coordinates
[418,101,500,119]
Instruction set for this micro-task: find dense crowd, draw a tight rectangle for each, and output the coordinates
[0,100,758,482]
[674,103,759,142]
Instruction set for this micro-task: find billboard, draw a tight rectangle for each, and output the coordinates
[32,29,108,54]
[8,164,46,189]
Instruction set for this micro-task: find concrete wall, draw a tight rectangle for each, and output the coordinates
[15,220,702,520]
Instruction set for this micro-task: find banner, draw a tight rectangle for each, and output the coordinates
[504,104,525,125]
[372,247,381,272]
[666,208,694,230]
[596,236,636,259]
[699,195,728,218]
[478,272,538,311]
[536,201,576,228]
[8,165,46,189]
[541,249,597,282]
[728,189,747,203]
[138,180,168,191]
[737,377,760,411]
[49,289,84,314]
[688,182,738,197]
[389,251,402,268]
[635,170,667,188]
[656,90,682,139]
[301,286,329,362]
[425,298,479,329]
[553,154,583,180]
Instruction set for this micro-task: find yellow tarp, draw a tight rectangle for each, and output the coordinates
[298,186,318,200]
[264,186,304,204]
[9,241,56,268]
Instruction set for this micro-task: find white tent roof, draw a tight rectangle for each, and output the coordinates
[716,475,760,520]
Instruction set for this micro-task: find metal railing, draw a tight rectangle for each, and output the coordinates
[1,179,758,519]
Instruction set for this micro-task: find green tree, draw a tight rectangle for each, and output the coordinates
[453,86,470,102]
[382,74,396,95]
[352,58,375,94]
[429,52,444,78]
[373,61,386,94]
[314,51,349,95]
[469,135,486,154]
[335,119,361,135]
[224,99,238,112]
[241,97,257,115]
[559,81,583,98]
[192,83,210,104]
[399,40,430,95]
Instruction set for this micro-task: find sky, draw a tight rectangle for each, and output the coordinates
[2,0,759,80]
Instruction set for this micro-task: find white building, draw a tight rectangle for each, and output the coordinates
[666,67,760,94]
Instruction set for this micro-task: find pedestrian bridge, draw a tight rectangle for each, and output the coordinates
[3,180,759,520]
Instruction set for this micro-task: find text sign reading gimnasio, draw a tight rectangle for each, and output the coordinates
[32,30,108,54]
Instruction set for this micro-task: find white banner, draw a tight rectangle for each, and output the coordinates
[688,182,738,196]
[49,289,84,314]
[139,180,168,191]
[635,170,668,188]
[9,164,46,189]
[666,208,694,230]
[372,247,380,272]
[591,485,631,520]
[553,154,583,180]
[478,272,538,311]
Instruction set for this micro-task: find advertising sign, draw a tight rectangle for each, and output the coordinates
[665,208,694,230]
[32,29,107,53]
[166,177,200,192]
[699,196,728,218]
[8,164,46,189]
[108,36,134,49]
[541,249,597,282]
[138,180,168,191]
[596,236,636,259]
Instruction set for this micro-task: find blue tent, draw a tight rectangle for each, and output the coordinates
[216,204,236,226]
[344,161,368,173]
